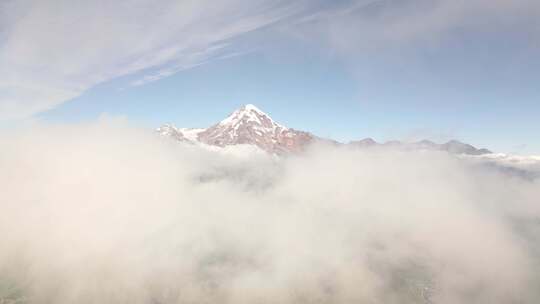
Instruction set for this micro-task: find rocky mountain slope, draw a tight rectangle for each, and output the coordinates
[158,104,316,154]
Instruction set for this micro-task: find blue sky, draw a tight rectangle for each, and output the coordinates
[2,0,539,154]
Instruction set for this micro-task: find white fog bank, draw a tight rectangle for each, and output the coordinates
[1,119,539,304]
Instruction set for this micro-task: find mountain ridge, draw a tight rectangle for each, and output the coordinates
[158,104,492,155]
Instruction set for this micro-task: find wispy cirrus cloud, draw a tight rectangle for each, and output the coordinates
[283,0,540,114]
[0,0,304,120]
[1,0,538,121]
[291,0,540,53]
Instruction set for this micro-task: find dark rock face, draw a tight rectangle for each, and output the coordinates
[441,140,492,155]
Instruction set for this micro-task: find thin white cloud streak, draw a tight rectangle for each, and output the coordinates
[2,0,538,121]
[1,120,540,303]
[0,0,303,120]
[129,44,254,87]
[290,0,540,53]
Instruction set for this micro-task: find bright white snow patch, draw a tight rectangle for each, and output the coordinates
[179,128,204,141]
[217,104,288,132]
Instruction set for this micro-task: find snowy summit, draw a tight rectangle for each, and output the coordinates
[157,104,314,154]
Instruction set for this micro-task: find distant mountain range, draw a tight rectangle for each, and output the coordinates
[158,104,492,155]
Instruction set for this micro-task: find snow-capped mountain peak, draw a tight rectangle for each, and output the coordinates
[158,104,313,154]
[218,104,287,132]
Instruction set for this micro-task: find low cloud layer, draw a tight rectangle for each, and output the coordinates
[1,119,539,303]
